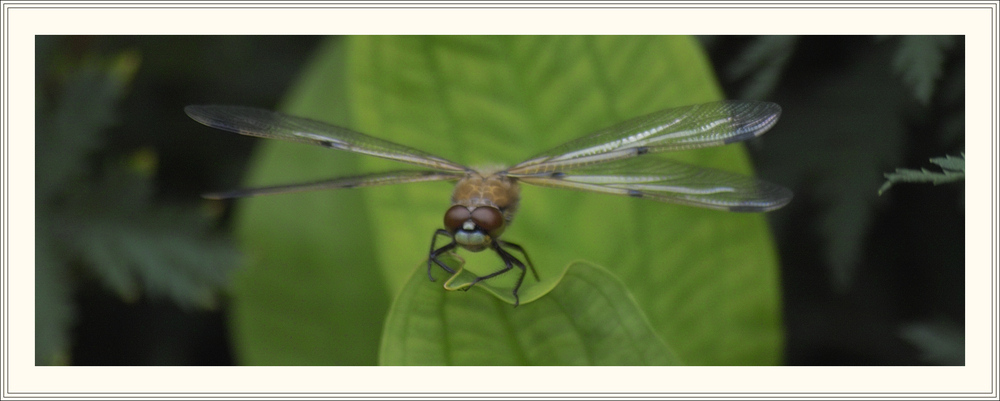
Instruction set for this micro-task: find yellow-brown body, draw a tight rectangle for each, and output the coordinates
[442,170,522,252]
[450,171,521,225]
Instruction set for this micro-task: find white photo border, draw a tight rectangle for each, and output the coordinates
[3,1,996,399]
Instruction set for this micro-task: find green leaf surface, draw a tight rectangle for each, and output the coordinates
[228,36,784,366]
[381,255,680,365]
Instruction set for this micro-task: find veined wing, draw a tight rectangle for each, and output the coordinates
[186,105,469,172]
[203,170,462,199]
[513,157,792,212]
[506,101,781,175]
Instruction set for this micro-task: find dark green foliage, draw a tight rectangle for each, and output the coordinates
[35,40,239,365]
[890,36,959,105]
[722,35,799,100]
[703,35,964,365]
[900,317,965,365]
[707,35,964,289]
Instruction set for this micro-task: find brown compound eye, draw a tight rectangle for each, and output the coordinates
[471,206,504,233]
[444,205,471,232]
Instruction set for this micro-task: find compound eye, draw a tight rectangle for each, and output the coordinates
[444,205,472,232]
[471,206,504,232]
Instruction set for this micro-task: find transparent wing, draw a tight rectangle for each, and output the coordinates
[186,105,469,172]
[507,101,781,175]
[512,157,792,212]
[203,170,462,199]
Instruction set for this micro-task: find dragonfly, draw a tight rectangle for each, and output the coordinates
[186,100,792,306]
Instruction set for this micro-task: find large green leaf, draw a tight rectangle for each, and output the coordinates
[228,36,784,366]
[349,36,784,365]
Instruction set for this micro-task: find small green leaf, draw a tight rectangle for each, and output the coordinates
[879,153,965,195]
[380,255,681,365]
[929,153,965,171]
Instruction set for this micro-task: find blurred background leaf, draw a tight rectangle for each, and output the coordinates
[721,35,799,100]
[34,36,305,365]
[899,316,964,365]
[889,36,958,106]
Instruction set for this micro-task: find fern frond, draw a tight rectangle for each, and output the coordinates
[878,153,965,195]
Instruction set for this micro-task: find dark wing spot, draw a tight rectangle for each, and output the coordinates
[635,146,649,155]
[628,189,643,198]
[728,205,765,212]
[723,131,758,145]
[550,172,566,179]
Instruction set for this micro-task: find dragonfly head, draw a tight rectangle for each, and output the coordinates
[444,205,506,252]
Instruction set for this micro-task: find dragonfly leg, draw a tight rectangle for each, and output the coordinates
[466,242,528,307]
[428,229,457,282]
[497,240,540,282]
